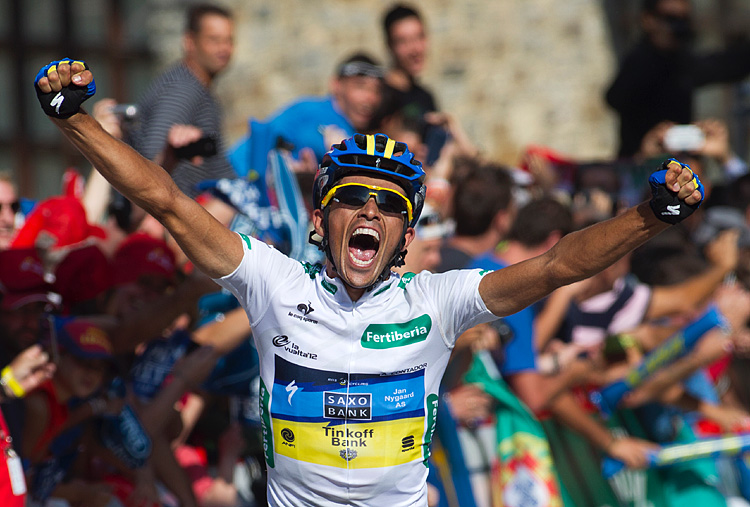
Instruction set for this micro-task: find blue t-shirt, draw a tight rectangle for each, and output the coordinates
[228,95,354,180]
[467,253,536,375]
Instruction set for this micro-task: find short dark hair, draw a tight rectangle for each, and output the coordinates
[383,4,422,41]
[507,197,572,248]
[186,4,232,34]
[452,162,514,237]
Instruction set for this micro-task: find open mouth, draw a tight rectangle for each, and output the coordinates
[348,227,380,267]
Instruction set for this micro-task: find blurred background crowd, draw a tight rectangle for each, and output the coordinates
[2,1,750,506]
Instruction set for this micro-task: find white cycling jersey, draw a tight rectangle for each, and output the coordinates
[215,233,496,506]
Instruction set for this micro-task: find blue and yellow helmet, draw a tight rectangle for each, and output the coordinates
[312,133,427,228]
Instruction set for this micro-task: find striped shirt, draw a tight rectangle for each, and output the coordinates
[131,62,236,198]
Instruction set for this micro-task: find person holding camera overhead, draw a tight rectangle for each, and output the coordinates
[606,0,750,159]
[130,3,237,198]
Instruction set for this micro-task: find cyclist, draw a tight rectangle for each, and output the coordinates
[34,59,704,506]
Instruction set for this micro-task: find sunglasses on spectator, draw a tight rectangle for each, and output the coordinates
[0,201,19,214]
[321,183,413,223]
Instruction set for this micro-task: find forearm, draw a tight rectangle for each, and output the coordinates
[552,203,666,282]
[192,307,251,354]
[648,265,730,319]
[481,202,667,317]
[550,392,614,451]
[51,112,180,219]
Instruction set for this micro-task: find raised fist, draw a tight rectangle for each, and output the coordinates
[34,58,96,119]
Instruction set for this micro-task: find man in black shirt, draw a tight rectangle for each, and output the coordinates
[378,5,438,127]
[606,0,750,158]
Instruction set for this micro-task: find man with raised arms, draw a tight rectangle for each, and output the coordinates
[34,59,703,507]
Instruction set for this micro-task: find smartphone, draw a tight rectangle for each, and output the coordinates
[663,124,705,153]
[38,314,60,365]
[423,124,450,167]
[174,136,218,160]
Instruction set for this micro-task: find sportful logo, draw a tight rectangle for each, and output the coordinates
[361,314,432,349]
[50,92,65,114]
[663,204,680,216]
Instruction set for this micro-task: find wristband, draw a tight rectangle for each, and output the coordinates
[648,158,704,225]
[0,366,25,398]
[34,58,96,119]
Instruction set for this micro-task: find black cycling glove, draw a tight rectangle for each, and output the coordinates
[34,58,96,119]
[648,158,704,225]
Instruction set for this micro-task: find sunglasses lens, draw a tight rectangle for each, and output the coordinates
[333,186,369,207]
[1,201,19,213]
[332,186,408,216]
[376,193,408,215]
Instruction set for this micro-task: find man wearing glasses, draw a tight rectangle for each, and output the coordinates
[35,59,704,506]
[0,172,20,251]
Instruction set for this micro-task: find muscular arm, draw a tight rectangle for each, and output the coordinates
[480,157,703,319]
[39,64,242,278]
[479,202,669,317]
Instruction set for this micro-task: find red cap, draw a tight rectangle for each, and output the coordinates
[56,318,114,359]
[53,244,112,309]
[0,248,55,310]
[111,233,176,286]
[11,196,106,250]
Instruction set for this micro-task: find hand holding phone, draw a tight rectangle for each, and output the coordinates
[174,136,218,160]
[663,124,705,153]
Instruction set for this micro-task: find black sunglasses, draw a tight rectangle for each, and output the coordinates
[322,183,413,221]
[0,201,19,214]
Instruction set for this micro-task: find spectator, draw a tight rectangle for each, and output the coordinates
[0,172,19,251]
[379,4,437,128]
[0,248,58,456]
[606,0,750,158]
[130,3,237,198]
[22,318,122,506]
[0,344,56,506]
[435,161,515,272]
[461,197,656,504]
[393,202,453,275]
[228,52,385,179]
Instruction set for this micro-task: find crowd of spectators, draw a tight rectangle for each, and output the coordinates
[3,1,750,506]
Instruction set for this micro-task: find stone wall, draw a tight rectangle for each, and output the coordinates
[144,0,748,166]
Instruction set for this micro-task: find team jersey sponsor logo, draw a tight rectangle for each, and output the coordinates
[361,314,432,349]
[272,335,318,360]
[270,356,427,468]
[324,392,372,420]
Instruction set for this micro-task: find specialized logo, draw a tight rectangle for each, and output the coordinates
[663,204,680,216]
[296,301,314,315]
[324,392,372,420]
[361,314,432,349]
[285,380,299,404]
[50,92,65,114]
[272,335,318,360]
